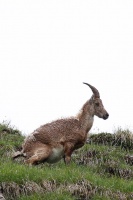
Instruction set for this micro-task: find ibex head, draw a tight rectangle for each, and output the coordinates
[83,82,109,120]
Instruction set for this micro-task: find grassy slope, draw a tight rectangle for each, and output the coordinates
[0,123,133,200]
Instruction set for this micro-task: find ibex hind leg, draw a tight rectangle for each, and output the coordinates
[25,145,52,165]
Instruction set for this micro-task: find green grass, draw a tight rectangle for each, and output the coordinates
[1,155,133,193]
[0,123,133,199]
[19,191,75,200]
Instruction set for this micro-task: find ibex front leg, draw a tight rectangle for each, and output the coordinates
[63,142,74,164]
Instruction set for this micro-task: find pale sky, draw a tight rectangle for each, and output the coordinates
[0,1,133,135]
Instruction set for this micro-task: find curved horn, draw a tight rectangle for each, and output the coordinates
[83,82,100,98]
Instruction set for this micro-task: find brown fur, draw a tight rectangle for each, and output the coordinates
[13,83,109,165]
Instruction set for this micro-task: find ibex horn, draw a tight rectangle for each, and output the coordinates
[83,82,100,98]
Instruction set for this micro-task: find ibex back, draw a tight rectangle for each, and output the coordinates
[13,83,109,165]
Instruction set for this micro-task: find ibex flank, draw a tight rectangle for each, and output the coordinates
[13,83,109,165]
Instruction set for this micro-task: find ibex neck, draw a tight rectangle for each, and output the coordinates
[77,100,94,133]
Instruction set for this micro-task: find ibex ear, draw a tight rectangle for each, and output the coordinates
[90,95,95,104]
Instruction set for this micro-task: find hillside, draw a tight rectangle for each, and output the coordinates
[0,122,133,200]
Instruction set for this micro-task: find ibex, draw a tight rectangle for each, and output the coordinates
[13,83,109,165]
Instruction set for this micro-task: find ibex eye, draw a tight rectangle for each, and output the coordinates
[95,103,99,106]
